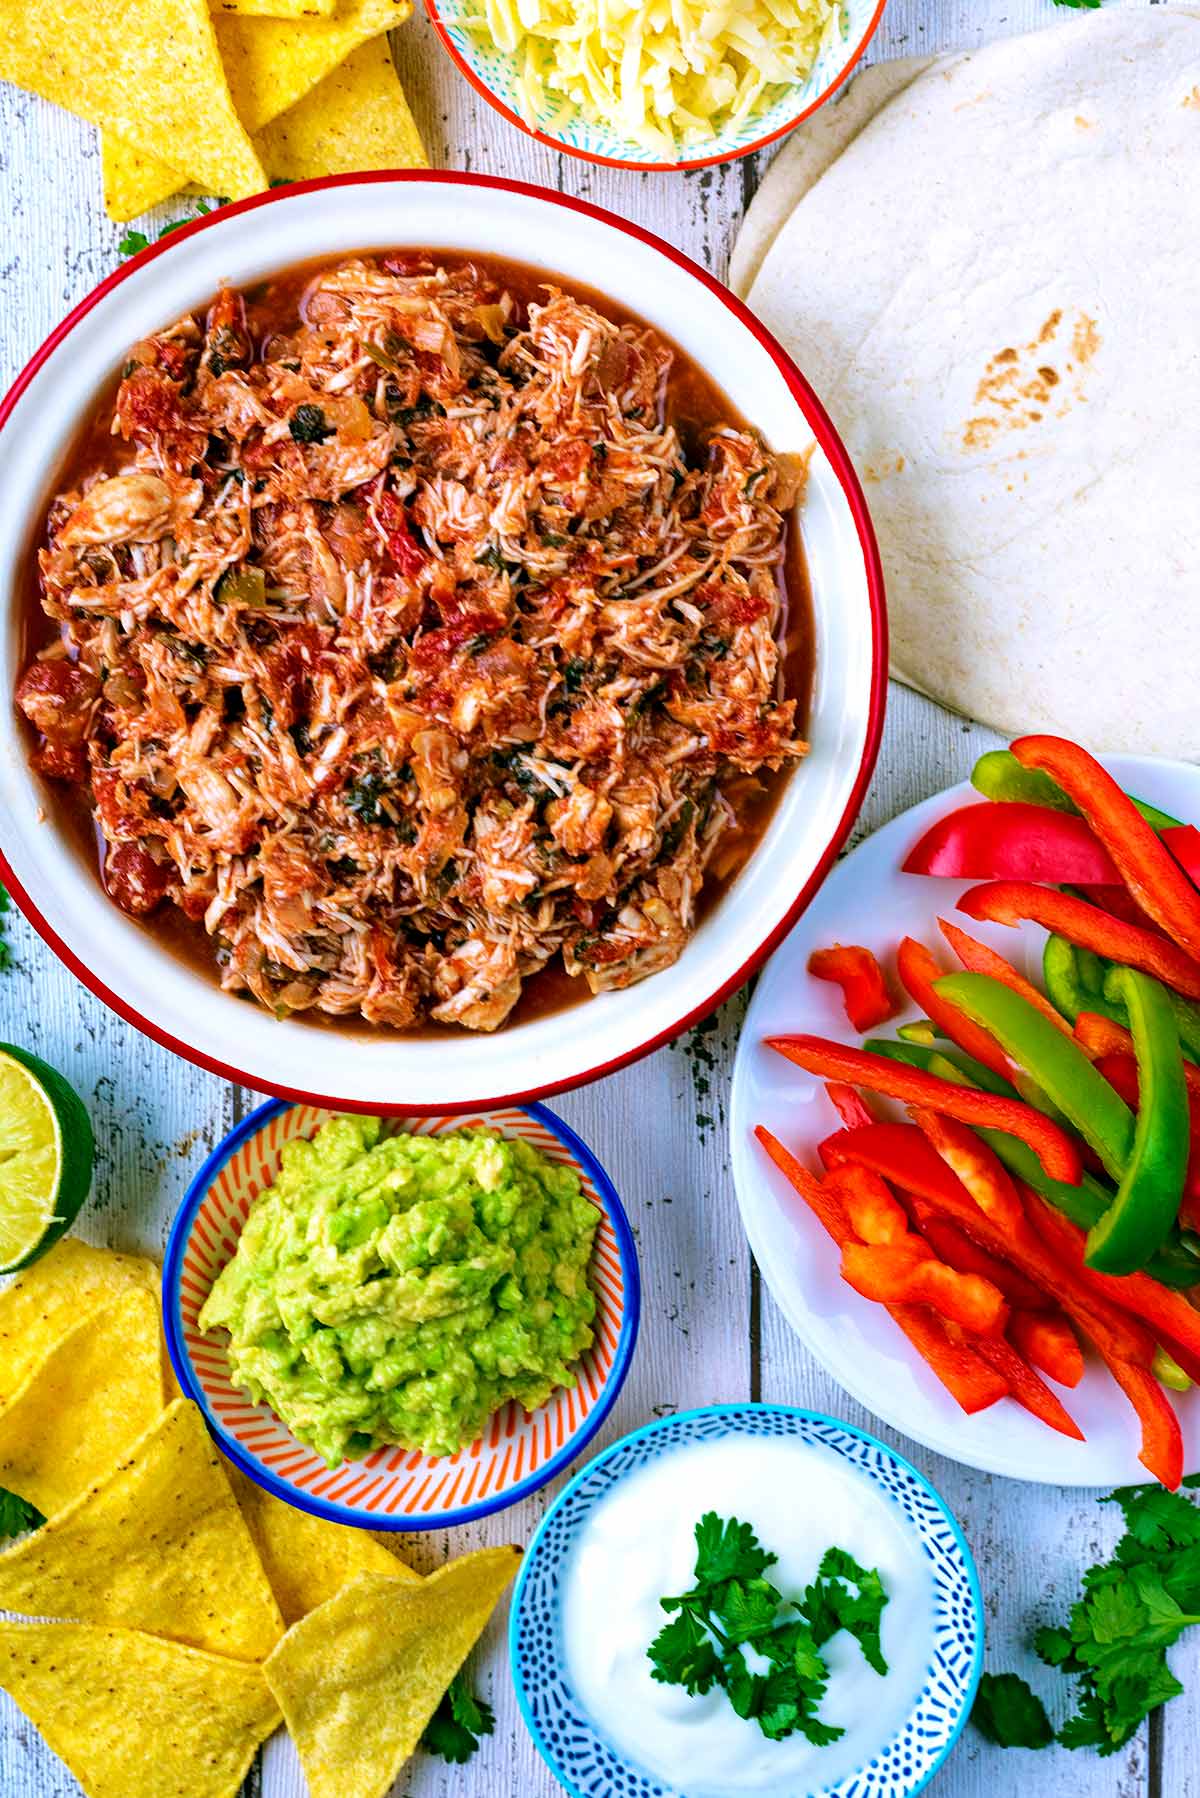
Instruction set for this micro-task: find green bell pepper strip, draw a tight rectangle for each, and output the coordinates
[1085,968,1191,1275]
[896,1019,940,1047]
[863,1038,1200,1287]
[1153,1346,1193,1395]
[1043,935,1125,1026]
[971,750,1182,830]
[934,971,1135,1182]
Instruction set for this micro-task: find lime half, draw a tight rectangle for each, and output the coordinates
[0,1045,93,1273]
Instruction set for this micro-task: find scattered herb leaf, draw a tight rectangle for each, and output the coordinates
[420,1672,495,1764]
[0,1488,43,1539]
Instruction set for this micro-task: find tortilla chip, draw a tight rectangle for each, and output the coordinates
[265,1547,519,1798]
[218,0,338,14]
[0,1622,279,1798]
[256,38,426,182]
[101,0,413,220]
[229,1465,417,1627]
[0,1238,158,1401]
[0,0,265,202]
[0,1401,283,1659]
[0,1288,165,1518]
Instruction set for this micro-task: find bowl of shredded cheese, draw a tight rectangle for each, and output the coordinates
[425,0,887,170]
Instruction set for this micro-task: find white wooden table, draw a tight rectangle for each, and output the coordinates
[1,2,1194,1792]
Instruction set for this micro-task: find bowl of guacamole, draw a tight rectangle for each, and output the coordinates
[196,1115,611,1470]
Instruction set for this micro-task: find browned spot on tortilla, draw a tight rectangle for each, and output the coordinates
[961,312,1094,451]
[1072,315,1101,364]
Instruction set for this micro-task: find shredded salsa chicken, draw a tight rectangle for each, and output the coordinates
[18,255,807,1031]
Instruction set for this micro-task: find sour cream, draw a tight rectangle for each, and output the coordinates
[560,1434,934,1795]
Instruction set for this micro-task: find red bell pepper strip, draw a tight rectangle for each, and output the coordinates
[825,1082,877,1131]
[908,1202,1051,1310]
[808,945,896,1032]
[958,881,1200,1002]
[1022,1188,1200,1366]
[1009,1310,1084,1389]
[938,919,1072,1037]
[1093,1347,1183,1490]
[1074,885,1170,935]
[764,1034,1082,1183]
[754,1127,1008,1414]
[895,938,1013,1082]
[824,1164,909,1246]
[1011,736,1200,966]
[908,1108,1026,1234]
[1074,1011,1200,1105]
[970,1335,1084,1439]
[820,1123,1156,1366]
[904,799,1200,887]
[840,1241,1009,1335]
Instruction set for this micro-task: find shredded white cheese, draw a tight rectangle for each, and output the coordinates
[464,0,844,157]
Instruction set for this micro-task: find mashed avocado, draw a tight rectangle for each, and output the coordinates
[199,1117,600,1466]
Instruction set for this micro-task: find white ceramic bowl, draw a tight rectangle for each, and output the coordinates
[0,172,885,1113]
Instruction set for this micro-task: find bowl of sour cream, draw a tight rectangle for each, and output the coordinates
[510,1404,983,1798]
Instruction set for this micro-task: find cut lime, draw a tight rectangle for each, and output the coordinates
[0,1045,93,1273]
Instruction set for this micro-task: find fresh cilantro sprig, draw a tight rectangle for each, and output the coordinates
[420,1672,495,1765]
[117,199,228,260]
[971,1475,1200,1754]
[648,1512,889,1747]
[0,886,11,974]
[0,1487,43,1539]
[1054,1,1101,9]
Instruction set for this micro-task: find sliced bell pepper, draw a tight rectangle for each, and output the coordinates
[808,944,896,1032]
[824,1163,909,1245]
[1083,969,1189,1274]
[1077,1012,1200,1095]
[1010,736,1200,964]
[971,748,1182,830]
[824,1082,877,1131]
[1153,1347,1194,1395]
[754,1126,1008,1414]
[933,971,1134,1182]
[909,1108,1025,1234]
[1023,1189,1200,1369]
[764,1033,1083,1183]
[1043,935,1125,1027]
[840,1242,1009,1336]
[958,881,1200,1002]
[1092,1348,1183,1490]
[1009,1310,1084,1389]
[970,1335,1084,1439]
[865,1036,1016,1096]
[904,799,1200,887]
[1070,884,1170,935]
[820,1122,1156,1366]
[1095,1053,1200,1222]
[910,1203,1051,1310]
[895,938,1013,1082]
[938,919,1073,1037]
[897,1020,940,1046]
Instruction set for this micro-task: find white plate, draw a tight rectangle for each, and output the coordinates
[730,753,1200,1484]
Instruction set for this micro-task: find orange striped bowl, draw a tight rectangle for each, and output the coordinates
[163,1098,640,1530]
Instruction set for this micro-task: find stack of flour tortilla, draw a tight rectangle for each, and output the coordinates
[733,9,1200,758]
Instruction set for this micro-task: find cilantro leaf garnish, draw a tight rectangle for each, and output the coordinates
[972,1673,1054,1749]
[0,885,11,973]
[420,1673,495,1765]
[0,1487,43,1539]
[977,1479,1200,1754]
[648,1514,889,1748]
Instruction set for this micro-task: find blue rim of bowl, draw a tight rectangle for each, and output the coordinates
[163,1095,642,1531]
[508,1402,985,1798]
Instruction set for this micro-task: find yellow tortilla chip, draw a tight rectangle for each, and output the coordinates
[257,38,427,182]
[0,1288,164,1518]
[265,1547,520,1798]
[0,1238,157,1401]
[0,1401,283,1660]
[229,1465,417,1626]
[101,0,413,220]
[0,0,265,202]
[0,1621,279,1798]
[218,0,338,14]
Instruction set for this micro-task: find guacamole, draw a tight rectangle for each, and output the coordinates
[198,1118,600,1466]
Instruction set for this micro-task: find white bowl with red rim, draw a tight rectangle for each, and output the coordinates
[163,1096,640,1528]
[0,171,886,1114]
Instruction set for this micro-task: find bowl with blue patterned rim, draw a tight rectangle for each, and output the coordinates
[163,1096,639,1531]
[424,0,887,172]
[510,1403,983,1798]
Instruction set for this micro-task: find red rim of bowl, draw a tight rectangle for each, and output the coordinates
[423,0,888,172]
[0,169,888,1115]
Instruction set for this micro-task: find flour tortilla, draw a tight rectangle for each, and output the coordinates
[745,10,1200,757]
[729,56,938,299]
